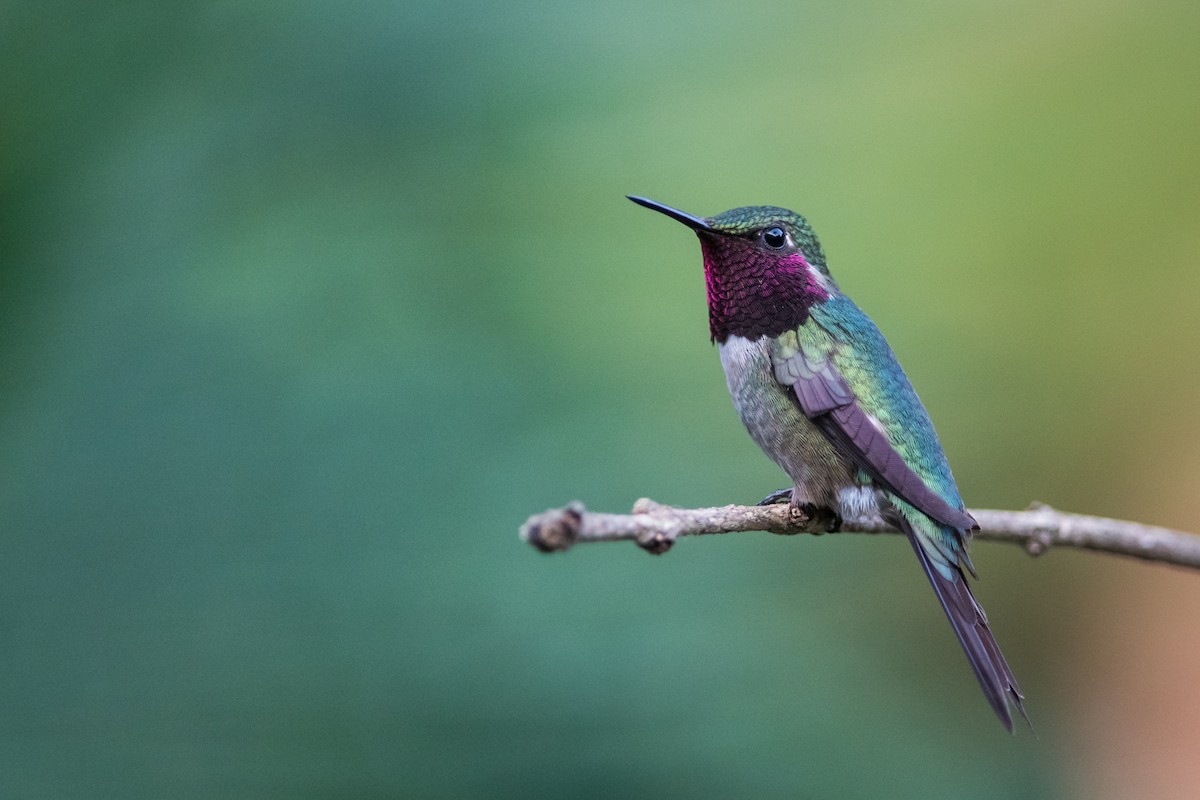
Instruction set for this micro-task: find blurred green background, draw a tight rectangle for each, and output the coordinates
[4,1,1200,797]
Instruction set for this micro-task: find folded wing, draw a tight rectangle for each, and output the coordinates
[773,344,977,532]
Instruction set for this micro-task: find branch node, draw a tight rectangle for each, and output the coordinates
[785,504,809,530]
[520,501,585,553]
[1024,528,1054,557]
[632,497,673,514]
[636,529,676,555]
[774,503,840,535]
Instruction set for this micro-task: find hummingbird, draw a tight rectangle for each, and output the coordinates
[628,195,1026,731]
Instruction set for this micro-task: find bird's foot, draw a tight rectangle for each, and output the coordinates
[756,487,794,506]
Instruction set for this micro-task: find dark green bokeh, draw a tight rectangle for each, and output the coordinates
[3,2,1199,797]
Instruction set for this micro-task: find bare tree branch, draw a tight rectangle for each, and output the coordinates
[520,499,1200,569]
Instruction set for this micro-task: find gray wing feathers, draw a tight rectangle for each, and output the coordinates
[774,348,854,416]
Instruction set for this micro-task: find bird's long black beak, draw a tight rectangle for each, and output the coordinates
[627,196,713,232]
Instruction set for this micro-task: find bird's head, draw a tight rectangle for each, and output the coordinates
[628,197,837,343]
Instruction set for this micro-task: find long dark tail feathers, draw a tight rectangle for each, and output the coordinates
[903,527,1029,732]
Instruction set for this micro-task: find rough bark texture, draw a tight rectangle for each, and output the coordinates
[520,499,1200,568]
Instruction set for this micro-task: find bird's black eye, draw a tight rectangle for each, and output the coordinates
[762,226,787,249]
